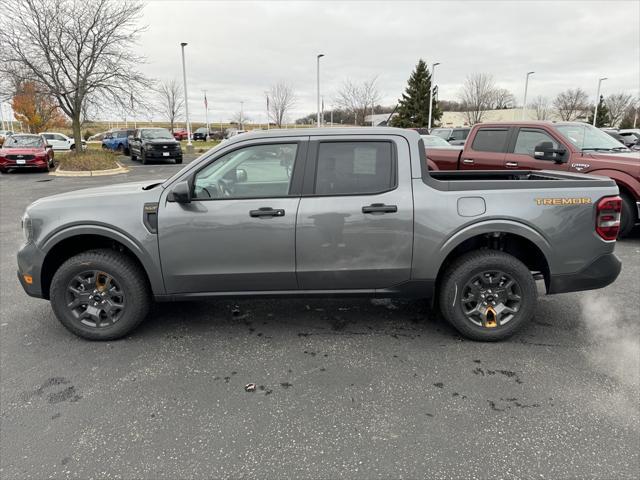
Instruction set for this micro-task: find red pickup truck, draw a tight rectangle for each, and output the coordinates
[426,121,640,236]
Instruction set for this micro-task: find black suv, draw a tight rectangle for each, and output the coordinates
[129,128,183,164]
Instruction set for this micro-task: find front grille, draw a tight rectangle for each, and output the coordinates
[7,154,35,160]
[150,143,179,151]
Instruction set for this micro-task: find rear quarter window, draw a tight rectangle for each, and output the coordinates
[471,129,509,152]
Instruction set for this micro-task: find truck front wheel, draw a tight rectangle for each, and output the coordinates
[50,249,151,340]
[439,250,537,341]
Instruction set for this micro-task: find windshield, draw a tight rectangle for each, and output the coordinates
[556,124,630,152]
[430,129,451,140]
[141,129,173,140]
[421,135,451,147]
[2,135,43,148]
[196,128,207,133]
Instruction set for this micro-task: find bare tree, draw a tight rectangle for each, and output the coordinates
[605,93,634,127]
[552,88,589,121]
[529,95,551,120]
[335,77,381,126]
[458,73,497,125]
[268,81,296,128]
[158,79,184,132]
[0,0,150,152]
[492,88,516,109]
[230,111,250,128]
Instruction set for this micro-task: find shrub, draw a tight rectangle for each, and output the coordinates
[57,150,120,171]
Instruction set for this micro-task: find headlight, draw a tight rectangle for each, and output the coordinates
[22,215,33,243]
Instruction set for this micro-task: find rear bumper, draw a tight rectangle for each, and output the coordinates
[548,253,621,294]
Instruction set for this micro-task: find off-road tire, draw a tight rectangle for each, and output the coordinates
[439,250,537,341]
[141,149,147,165]
[50,249,150,340]
[619,193,636,238]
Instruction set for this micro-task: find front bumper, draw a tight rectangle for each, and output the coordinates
[548,253,622,294]
[17,241,46,298]
[1,159,48,170]
[145,150,182,159]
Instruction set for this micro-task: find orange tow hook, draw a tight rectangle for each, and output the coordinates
[484,306,498,328]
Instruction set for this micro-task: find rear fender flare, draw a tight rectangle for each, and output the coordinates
[434,219,553,277]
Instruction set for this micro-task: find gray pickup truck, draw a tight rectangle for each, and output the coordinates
[18,128,622,341]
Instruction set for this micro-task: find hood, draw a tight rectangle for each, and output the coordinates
[147,138,179,145]
[586,151,640,161]
[585,151,640,169]
[29,180,165,209]
[0,147,46,155]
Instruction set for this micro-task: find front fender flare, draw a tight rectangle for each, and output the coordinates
[41,224,165,295]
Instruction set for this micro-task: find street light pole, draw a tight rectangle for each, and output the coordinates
[180,42,193,150]
[203,89,210,139]
[265,91,270,130]
[593,77,608,126]
[521,71,535,120]
[428,62,440,131]
[316,54,325,127]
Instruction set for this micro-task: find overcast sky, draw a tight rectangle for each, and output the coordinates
[127,0,637,123]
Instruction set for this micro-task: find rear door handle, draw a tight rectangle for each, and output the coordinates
[362,203,398,214]
[505,161,519,168]
[249,207,285,218]
[462,158,474,165]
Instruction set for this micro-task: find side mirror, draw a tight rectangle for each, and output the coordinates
[236,168,248,183]
[167,180,191,203]
[448,137,455,142]
[128,135,134,141]
[534,141,566,162]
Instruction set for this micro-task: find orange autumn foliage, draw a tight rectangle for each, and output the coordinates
[11,82,67,133]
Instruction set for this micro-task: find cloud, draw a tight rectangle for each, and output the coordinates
[128,0,640,122]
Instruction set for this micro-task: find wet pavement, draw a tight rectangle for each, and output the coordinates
[1,164,638,479]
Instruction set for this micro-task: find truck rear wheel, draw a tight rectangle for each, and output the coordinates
[619,193,635,238]
[50,249,150,340]
[439,250,537,341]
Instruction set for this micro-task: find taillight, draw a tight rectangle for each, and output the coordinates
[596,196,622,241]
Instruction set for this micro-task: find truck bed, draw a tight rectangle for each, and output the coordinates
[425,168,616,192]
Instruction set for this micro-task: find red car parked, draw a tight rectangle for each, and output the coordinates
[172,129,189,141]
[0,134,55,173]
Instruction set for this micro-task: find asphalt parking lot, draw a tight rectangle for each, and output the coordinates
[1,158,639,479]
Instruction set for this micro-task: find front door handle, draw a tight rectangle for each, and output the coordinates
[249,207,285,218]
[362,203,398,214]
[462,158,474,165]
[505,161,519,168]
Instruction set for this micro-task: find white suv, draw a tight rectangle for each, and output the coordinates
[41,132,87,151]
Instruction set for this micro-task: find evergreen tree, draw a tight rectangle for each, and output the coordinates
[391,59,442,128]
[588,95,610,127]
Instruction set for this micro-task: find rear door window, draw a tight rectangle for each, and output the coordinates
[314,142,395,195]
[471,129,509,152]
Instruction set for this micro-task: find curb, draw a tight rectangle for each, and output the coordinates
[51,162,129,177]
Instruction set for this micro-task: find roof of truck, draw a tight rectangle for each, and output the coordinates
[234,126,417,139]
